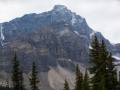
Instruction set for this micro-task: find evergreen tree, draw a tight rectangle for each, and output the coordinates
[19,69,25,90]
[97,40,108,90]
[89,35,100,90]
[106,53,117,90]
[98,77,106,90]
[11,52,20,90]
[74,64,83,90]
[82,70,90,90]
[118,81,120,90]
[0,86,13,90]
[29,62,40,90]
[98,41,117,90]
[63,79,70,90]
[89,37,117,90]
[117,71,120,90]
[75,64,79,76]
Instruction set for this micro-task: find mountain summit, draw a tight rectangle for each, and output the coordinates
[0,5,90,46]
[53,5,67,10]
[0,5,120,90]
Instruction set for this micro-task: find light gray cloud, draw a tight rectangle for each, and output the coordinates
[0,0,120,43]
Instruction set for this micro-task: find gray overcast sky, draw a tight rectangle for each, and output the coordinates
[0,0,120,43]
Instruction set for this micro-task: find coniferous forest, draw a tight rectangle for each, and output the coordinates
[0,35,120,90]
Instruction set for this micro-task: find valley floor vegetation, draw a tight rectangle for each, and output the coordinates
[0,35,120,90]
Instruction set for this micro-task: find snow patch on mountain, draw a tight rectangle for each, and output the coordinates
[89,45,93,49]
[0,24,5,41]
[113,56,120,60]
[58,29,70,37]
[89,31,97,47]
[1,42,8,47]
[68,59,72,62]
[74,31,88,39]
[90,30,97,38]
[74,31,79,35]
[0,24,8,46]
[71,14,77,25]
[80,35,87,38]
[65,24,69,26]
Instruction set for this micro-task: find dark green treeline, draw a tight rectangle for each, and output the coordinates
[64,35,120,90]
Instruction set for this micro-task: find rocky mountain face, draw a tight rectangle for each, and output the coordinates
[0,5,120,90]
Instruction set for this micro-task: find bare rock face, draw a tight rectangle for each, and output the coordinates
[0,5,120,90]
[0,21,88,73]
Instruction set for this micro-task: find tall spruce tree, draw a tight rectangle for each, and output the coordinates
[98,40,117,90]
[19,69,25,90]
[74,64,83,90]
[29,61,40,90]
[89,35,100,90]
[63,79,70,90]
[106,52,117,90]
[90,37,117,90]
[97,40,108,90]
[11,52,20,90]
[82,70,90,90]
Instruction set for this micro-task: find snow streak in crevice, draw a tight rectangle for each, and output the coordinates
[71,14,77,25]
[0,24,7,47]
[89,30,97,48]
[0,24,5,41]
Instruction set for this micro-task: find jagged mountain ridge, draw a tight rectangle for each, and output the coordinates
[0,5,94,46]
[0,5,119,58]
[0,5,120,90]
[0,5,111,46]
